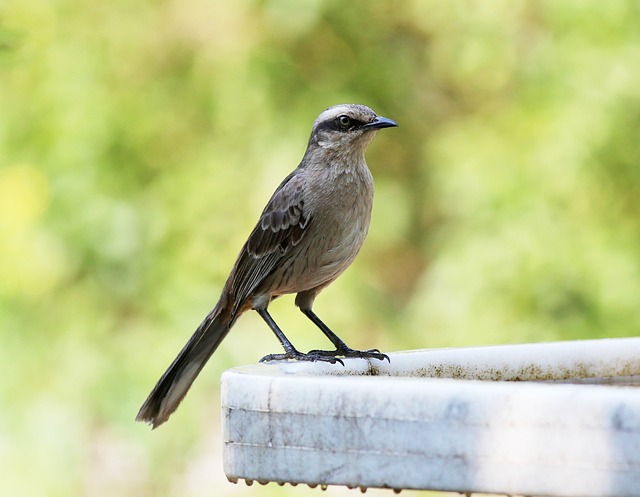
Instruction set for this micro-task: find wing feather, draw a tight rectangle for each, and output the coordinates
[228,171,312,308]
[247,172,310,257]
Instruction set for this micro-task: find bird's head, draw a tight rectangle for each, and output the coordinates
[307,104,398,158]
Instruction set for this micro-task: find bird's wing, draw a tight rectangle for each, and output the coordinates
[228,171,312,307]
[247,171,310,257]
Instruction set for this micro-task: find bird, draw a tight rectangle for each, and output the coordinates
[136,104,398,428]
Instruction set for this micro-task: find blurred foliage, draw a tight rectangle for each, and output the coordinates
[1,1,640,496]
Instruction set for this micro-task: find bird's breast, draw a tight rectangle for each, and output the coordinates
[293,166,374,287]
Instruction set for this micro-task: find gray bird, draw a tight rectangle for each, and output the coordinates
[136,104,397,428]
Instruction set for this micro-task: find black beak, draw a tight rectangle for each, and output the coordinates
[363,115,398,130]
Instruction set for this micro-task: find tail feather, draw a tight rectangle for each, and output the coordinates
[136,305,233,428]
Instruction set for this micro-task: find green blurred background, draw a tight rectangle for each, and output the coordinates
[2,0,640,495]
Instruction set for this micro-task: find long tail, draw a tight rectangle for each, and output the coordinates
[136,304,234,428]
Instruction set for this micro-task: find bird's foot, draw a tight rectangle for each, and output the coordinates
[308,347,390,363]
[260,350,344,366]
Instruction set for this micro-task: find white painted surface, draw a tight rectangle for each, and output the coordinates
[221,338,640,495]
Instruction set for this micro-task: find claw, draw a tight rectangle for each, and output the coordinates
[307,347,389,362]
[260,351,344,365]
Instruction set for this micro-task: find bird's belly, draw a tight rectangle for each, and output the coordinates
[274,212,369,294]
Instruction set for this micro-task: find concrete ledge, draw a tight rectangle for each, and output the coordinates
[221,338,640,495]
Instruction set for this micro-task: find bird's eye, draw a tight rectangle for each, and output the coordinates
[338,115,351,128]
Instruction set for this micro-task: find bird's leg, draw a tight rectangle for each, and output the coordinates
[300,308,390,362]
[256,308,344,365]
